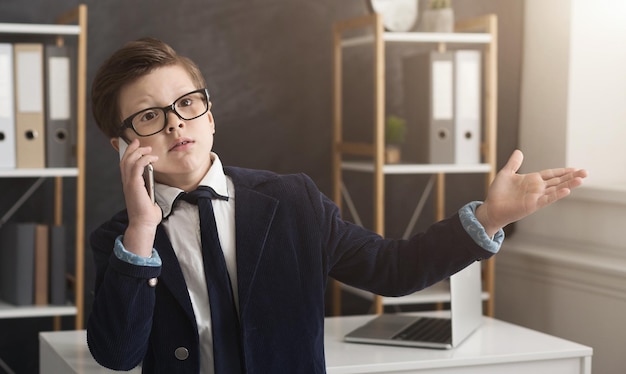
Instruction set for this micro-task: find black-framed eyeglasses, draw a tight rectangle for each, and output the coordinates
[120,88,210,137]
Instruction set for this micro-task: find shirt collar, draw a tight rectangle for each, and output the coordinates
[156,152,230,219]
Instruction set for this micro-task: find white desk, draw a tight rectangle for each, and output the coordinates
[40,314,592,374]
[324,314,592,374]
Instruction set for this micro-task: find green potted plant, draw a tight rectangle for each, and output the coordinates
[385,115,407,163]
[419,0,454,33]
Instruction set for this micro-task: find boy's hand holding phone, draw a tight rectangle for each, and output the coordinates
[119,138,156,205]
[119,138,161,218]
[117,139,162,253]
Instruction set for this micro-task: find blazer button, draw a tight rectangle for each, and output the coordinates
[175,347,189,361]
[147,278,158,287]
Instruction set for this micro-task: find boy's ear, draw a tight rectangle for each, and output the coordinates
[110,137,120,152]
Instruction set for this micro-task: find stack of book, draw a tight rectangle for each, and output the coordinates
[0,223,67,306]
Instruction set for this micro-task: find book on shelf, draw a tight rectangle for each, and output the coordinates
[49,224,67,305]
[0,223,37,306]
[0,222,68,307]
[34,223,49,305]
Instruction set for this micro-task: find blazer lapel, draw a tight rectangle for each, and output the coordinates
[233,186,278,315]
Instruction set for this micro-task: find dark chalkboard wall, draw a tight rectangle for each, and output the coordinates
[0,1,523,372]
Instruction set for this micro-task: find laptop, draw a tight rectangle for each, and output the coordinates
[343,261,484,349]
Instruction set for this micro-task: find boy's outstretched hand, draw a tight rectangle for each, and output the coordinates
[475,149,587,237]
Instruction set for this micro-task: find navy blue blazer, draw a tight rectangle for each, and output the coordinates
[87,166,494,373]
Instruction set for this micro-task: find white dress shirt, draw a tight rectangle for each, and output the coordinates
[155,152,236,374]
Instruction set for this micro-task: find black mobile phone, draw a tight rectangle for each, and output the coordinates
[119,137,155,204]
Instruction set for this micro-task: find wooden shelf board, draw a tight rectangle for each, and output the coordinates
[341,32,492,48]
[341,161,492,174]
[0,23,80,35]
[0,301,76,319]
[0,168,79,178]
[384,31,492,44]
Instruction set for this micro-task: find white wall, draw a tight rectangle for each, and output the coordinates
[497,1,626,373]
[568,0,626,186]
[519,0,626,187]
[518,0,571,173]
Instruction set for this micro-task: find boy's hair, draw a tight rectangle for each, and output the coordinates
[91,37,207,138]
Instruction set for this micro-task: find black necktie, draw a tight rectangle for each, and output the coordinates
[179,186,244,373]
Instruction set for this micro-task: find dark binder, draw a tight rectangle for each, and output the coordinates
[49,224,67,305]
[45,44,75,168]
[0,223,36,306]
[403,51,455,164]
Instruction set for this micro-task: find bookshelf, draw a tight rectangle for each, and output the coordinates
[0,5,87,330]
[331,13,498,316]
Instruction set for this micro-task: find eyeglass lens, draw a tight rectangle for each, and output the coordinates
[131,90,208,136]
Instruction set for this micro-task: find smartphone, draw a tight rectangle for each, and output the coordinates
[143,163,156,204]
[119,137,155,204]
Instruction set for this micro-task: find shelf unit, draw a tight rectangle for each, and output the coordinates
[0,5,87,330]
[331,13,498,316]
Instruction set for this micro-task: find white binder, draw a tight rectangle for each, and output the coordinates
[454,50,482,164]
[0,43,16,169]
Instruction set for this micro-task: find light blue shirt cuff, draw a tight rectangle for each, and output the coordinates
[113,235,162,267]
[458,201,504,254]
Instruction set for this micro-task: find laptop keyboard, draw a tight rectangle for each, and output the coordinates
[392,317,452,343]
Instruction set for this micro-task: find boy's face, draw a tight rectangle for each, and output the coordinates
[114,64,215,189]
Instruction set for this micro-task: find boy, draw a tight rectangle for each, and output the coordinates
[87,38,586,373]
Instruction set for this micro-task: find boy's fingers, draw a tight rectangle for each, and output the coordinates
[503,149,523,174]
